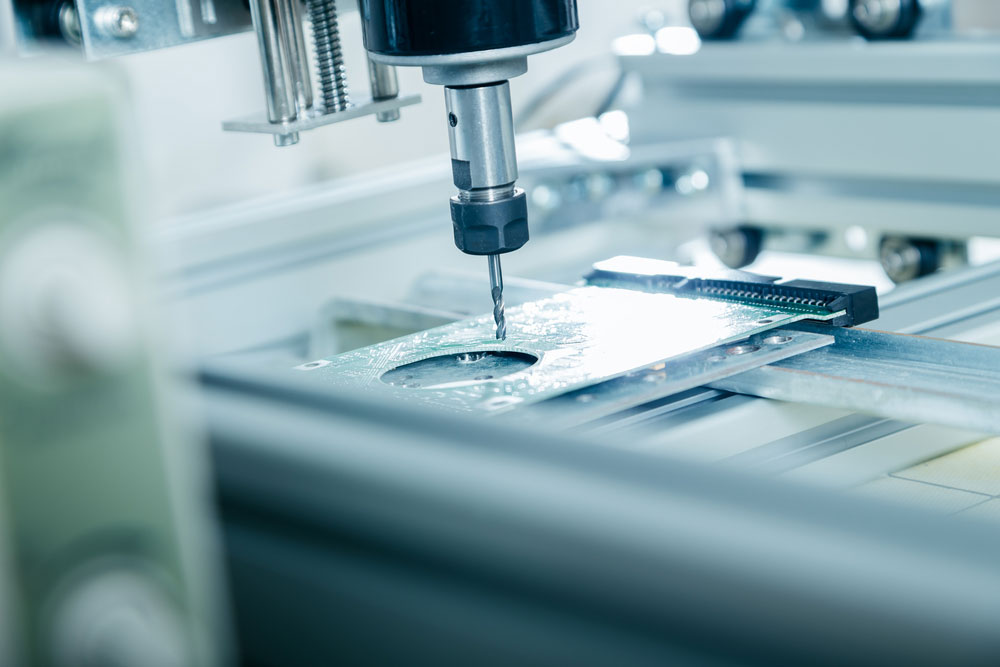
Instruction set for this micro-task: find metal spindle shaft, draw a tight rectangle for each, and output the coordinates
[279,0,314,113]
[248,0,299,145]
[367,57,401,122]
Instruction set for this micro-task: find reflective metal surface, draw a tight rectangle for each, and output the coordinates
[245,0,317,145]
[76,0,250,58]
[446,83,518,192]
[712,325,1000,435]
[525,329,834,428]
[307,0,348,113]
[279,0,313,114]
[295,287,842,414]
[366,58,401,122]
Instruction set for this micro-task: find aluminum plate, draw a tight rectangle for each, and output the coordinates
[522,329,834,429]
[294,286,843,414]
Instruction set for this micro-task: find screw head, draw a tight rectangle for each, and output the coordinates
[96,6,139,39]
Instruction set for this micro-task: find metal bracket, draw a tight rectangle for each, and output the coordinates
[74,0,251,59]
[221,94,421,136]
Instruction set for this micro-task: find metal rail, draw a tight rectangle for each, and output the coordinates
[712,324,1000,435]
[202,359,1000,666]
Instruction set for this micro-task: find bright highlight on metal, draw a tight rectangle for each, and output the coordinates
[294,286,844,414]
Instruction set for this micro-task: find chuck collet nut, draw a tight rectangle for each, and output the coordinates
[450,189,529,255]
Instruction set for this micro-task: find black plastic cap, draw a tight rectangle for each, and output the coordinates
[450,191,529,256]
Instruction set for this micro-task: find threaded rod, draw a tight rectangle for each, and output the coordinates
[307,0,350,112]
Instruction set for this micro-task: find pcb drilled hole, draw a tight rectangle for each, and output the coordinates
[382,350,537,389]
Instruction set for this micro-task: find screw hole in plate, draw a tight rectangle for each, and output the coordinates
[763,335,793,345]
[726,344,760,356]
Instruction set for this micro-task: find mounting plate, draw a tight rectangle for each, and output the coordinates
[222,94,421,135]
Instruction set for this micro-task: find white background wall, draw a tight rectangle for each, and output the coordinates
[114,1,687,221]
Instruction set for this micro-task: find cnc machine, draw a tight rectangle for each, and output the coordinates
[6,1,1000,665]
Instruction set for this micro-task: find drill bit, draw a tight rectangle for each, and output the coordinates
[488,254,506,341]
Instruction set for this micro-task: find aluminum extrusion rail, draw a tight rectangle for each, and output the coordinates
[712,325,1000,435]
[201,358,1000,666]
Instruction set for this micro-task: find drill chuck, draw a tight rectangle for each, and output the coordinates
[446,82,526,256]
[450,189,528,255]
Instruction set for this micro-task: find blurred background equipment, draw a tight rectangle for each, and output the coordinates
[5,0,1000,665]
[0,61,225,667]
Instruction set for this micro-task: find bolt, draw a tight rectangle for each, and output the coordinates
[96,6,139,39]
[274,132,300,148]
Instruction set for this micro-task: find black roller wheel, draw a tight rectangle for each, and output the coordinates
[879,236,940,283]
[848,0,921,40]
[688,0,757,40]
[710,226,764,269]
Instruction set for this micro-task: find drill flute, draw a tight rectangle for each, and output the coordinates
[488,254,506,340]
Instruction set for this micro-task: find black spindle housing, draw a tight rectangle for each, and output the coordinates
[359,0,579,58]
